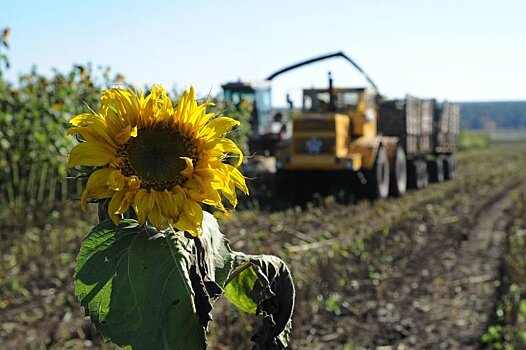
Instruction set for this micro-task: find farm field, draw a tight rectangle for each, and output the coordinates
[1,142,526,349]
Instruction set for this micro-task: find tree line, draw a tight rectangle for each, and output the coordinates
[459,101,526,130]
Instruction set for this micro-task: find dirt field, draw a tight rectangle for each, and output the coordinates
[1,143,526,349]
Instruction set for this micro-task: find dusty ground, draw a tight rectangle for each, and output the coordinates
[211,143,526,349]
[1,143,526,349]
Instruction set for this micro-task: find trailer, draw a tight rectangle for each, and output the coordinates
[378,97,460,188]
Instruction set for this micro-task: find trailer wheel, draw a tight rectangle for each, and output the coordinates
[418,162,429,188]
[443,156,456,180]
[389,146,407,197]
[428,159,444,183]
[407,160,428,189]
[366,145,390,199]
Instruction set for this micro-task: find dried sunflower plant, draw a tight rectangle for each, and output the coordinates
[67,85,295,349]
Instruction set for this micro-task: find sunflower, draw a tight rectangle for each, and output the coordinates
[68,85,248,236]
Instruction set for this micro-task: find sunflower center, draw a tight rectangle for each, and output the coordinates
[120,126,196,191]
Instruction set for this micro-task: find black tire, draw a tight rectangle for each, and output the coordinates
[407,159,428,189]
[365,145,390,199]
[418,161,429,188]
[443,156,456,180]
[428,159,444,183]
[389,146,407,197]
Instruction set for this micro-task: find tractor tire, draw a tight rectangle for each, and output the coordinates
[365,145,390,199]
[389,146,407,197]
[428,159,444,183]
[443,156,456,180]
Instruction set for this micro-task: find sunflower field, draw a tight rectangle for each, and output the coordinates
[0,49,126,228]
[0,54,249,230]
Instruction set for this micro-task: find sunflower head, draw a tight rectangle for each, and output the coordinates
[68,85,248,236]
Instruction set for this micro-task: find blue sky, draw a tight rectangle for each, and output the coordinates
[2,0,525,105]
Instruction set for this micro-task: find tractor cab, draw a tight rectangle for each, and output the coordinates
[303,88,360,113]
[277,74,381,173]
[222,81,272,136]
[222,81,287,155]
[299,81,379,140]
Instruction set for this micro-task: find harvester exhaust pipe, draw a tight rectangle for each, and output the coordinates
[328,71,336,111]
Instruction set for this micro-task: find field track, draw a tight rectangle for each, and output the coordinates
[1,143,526,349]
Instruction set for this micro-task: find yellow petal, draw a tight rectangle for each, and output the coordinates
[228,166,249,194]
[175,198,203,237]
[112,88,140,126]
[184,105,212,133]
[180,157,194,179]
[68,113,118,148]
[159,190,179,222]
[158,92,174,124]
[68,141,116,168]
[69,113,104,127]
[80,168,116,210]
[126,176,141,191]
[205,138,243,166]
[199,117,239,141]
[107,191,127,224]
[220,187,237,207]
[101,90,126,135]
[114,124,135,145]
[148,192,165,230]
[107,170,127,191]
[133,189,150,224]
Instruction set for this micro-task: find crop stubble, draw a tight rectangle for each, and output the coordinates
[1,143,526,349]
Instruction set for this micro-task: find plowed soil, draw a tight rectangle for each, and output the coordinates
[1,143,526,349]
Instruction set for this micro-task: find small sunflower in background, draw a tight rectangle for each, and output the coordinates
[68,85,248,236]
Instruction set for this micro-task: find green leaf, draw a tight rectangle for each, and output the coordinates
[74,219,206,349]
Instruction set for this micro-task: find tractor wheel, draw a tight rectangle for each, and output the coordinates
[365,145,390,199]
[389,146,407,197]
[443,156,456,180]
[428,159,444,183]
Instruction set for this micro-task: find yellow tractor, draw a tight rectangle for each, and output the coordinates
[274,53,459,200]
[275,73,404,199]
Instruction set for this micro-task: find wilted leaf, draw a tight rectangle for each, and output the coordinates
[223,253,295,350]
